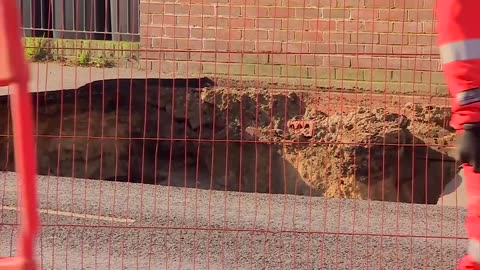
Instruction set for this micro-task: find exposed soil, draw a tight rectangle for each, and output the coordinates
[0,78,458,204]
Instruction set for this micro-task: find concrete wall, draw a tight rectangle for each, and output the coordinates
[139,0,445,95]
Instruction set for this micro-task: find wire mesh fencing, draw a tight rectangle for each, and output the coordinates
[0,0,468,269]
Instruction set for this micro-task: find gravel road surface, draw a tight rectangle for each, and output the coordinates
[0,172,469,270]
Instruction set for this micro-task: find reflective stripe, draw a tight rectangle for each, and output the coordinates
[439,39,480,64]
[468,239,480,263]
[457,88,480,106]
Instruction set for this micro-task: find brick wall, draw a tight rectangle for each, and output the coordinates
[140,0,445,95]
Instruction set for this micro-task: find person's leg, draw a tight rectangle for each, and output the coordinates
[458,164,480,269]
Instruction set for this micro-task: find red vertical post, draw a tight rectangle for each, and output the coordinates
[0,1,39,270]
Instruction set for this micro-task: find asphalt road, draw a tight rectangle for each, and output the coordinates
[0,172,469,270]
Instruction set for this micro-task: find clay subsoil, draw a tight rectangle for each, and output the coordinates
[0,78,457,204]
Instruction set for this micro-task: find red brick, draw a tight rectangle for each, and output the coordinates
[231,0,256,4]
[391,70,423,83]
[407,9,435,21]
[392,22,421,33]
[296,54,324,65]
[391,45,419,55]
[190,28,243,40]
[147,60,176,74]
[244,29,269,40]
[143,26,163,37]
[308,20,336,31]
[268,30,295,41]
[423,71,445,85]
[422,22,436,34]
[282,42,309,53]
[362,22,392,33]
[353,33,380,44]
[346,0,368,7]
[422,46,439,55]
[163,52,189,61]
[295,8,322,19]
[257,18,282,29]
[407,58,439,71]
[189,28,206,39]
[307,0,333,7]
[365,0,394,8]
[204,17,229,28]
[176,16,203,26]
[409,34,436,46]
[299,31,323,42]
[324,32,351,43]
[176,39,202,50]
[377,9,406,21]
[281,0,305,7]
[164,27,190,38]
[356,57,395,70]
[395,0,419,8]
[322,8,349,19]
[230,18,255,28]
[151,38,176,49]
[309,43,337,54]
[256,41,282,52]
[190,4,215,15]
[324,55,352,68]
[384,58,403,69]
[221,29,244,40]
[351,9,378,20]
[230,40,255,52]
[364,44,391,54]
[164,4,190,15]
[214,53,240,63]
[380,34,408,45]
[336,21,361,32]
[351,56,375,69]
[151,15,176,25]
[139,50,162,60]
[139,27,150,37]
[270,54,296,65]
[177,0,228,3]
[259,0,277,6]
[244,54,269,64]
[271,7,293,18]
[337,44,365,54]
[190,52,217,62]
[203,40,230,51]
[246,6,269,17]
[140,3,164,14]
[177,61,202,75]
[282,19,309,30]
[217,5,242,17]
[140,37,152,47]
[422,0,435,8]
[140,14,151,25]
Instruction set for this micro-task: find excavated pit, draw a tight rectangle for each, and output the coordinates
[0,78,458,204]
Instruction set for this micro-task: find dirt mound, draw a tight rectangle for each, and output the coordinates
[0,80,458,204]
[195,87,457,203]
[278,105,456,203]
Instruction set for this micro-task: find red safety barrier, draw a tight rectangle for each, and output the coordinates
[7,0,468,269]
[0,1,39,270]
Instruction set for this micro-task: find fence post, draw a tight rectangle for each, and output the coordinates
[0,1,39,269]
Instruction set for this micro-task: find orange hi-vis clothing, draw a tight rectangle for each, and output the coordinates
[437,0,480,269]
[437,0,480,129]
